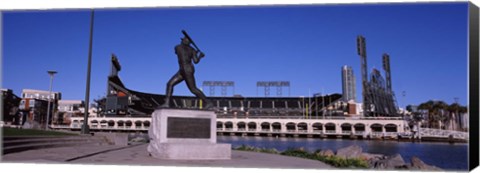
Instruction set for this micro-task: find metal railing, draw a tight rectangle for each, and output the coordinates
[419,128,468,140]
[354,131,365,135]
[371,132,383,136]
[298,130,308,133]
[325,130,336,134]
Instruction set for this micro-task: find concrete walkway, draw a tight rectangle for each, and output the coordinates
[2,143,333,169]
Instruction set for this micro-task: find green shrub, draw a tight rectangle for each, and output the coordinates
[281,148,369,168]
[234,145,369,169]
[281,148,314,159]
[235,145,280,154]
[316,155,369,168]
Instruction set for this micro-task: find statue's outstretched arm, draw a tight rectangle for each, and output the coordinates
[193,51,205,64]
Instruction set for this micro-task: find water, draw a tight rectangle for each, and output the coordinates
[217,136,468,171]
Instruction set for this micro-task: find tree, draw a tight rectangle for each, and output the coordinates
[432,101,448,129]
[417,100,467,130]
[418,100,434,128]
[446,103,468,130]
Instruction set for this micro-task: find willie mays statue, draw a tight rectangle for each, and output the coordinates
[160,30,213,109]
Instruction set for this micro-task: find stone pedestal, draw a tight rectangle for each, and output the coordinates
[147,108,231,160]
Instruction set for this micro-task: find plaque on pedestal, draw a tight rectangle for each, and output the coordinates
[147,108,231,160]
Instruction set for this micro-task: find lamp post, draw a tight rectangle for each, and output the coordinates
[328,94,331,118]
[308,89,311,119]
[82,9,95,134]
[300,96,305,119]
[46,70,57,130]
[454,97,459,131]
[313,93,322,119]
[322,93,325,119]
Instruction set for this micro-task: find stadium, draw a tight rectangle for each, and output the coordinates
[99,54,347,119]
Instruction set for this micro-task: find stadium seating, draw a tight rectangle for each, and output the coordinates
[104,71,343,119]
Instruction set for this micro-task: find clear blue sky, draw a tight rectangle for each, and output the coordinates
[2,2,469,107]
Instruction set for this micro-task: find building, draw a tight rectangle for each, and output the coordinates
[57,100,84,125]
[1,89,21,125]
[341,65,356,102]
[101,54,345,118]
[19,89,61,128]
[58,100,84,112]
[22,89,61,101]
[18,98,49,128]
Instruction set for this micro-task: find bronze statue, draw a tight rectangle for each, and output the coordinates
[160,30,213,109]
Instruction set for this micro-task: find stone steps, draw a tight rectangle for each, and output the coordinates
[2,136,111,155]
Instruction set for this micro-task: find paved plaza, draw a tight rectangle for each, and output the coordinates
[2,143,332,169]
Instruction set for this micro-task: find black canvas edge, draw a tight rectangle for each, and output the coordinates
[0,11,4,159]
[469,1,479,171]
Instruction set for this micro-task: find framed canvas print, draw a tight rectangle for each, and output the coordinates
[1,0,479,172]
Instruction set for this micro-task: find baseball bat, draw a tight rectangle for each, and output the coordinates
[182,30,202,52]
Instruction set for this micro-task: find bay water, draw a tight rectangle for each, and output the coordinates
[218,135,468,170]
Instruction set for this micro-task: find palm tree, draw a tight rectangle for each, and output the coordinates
[418,100,449,129]
[418,100,434,128]
[432,101,448,129]
[447,103,468,131]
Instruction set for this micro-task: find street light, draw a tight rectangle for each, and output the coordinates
[82,9,95,134]
[300,96,305,119]
[308,89,311,119]
[322,94,325,119]
[313,93,322,119]
[46,70,57,130]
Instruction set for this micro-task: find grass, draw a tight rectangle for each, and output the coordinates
[2,127,77,137]
[234,145,369,169]
[235,144,280,154]
[281,148,369,168]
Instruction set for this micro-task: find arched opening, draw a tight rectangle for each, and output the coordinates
[107,120,115,128]
[341,123,352,134]
[225,121,233,130]
[117,120,125,128]
[217,121,224,130]
[325,123,336,134]
[261,122,270,131]
[272,122,281,131]
[125,121,133,128]
[237,122,246,131]
[385,124,398,132]
[100,120,108,128]
[135,121,142,129]
[90,120,98,128]
[297,122,308,132]
[247,122,257,131]
[312,123,323,132]
[72,120,79,127]
[286,122,296,132]
[370,123,383,134]
[143,121,150,128]
[354,123,366,135]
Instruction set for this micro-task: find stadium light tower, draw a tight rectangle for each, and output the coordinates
[46,70,57,130]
